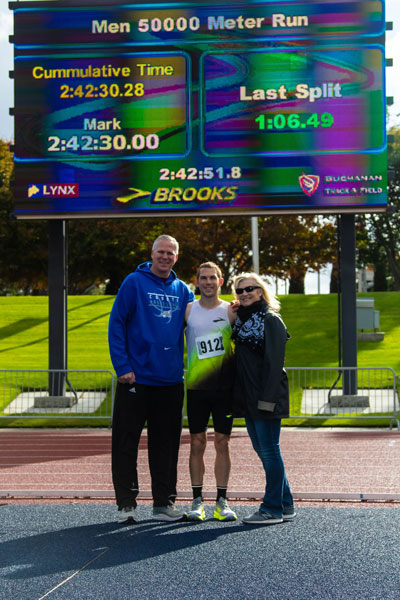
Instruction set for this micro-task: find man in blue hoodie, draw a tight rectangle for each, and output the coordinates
[109,234,195,523]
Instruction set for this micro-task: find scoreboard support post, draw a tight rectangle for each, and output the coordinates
[48,220,68,395]
[339,214,358,396]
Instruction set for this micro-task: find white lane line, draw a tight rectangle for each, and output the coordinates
[38,547,110,599]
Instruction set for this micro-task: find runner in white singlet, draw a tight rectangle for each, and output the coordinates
[184,261,237,522]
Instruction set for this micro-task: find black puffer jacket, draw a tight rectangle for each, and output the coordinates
[232,301,290,420]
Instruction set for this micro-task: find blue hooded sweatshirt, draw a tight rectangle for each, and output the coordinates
[108,262,195,385]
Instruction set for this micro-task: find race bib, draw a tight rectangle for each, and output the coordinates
[196,333,225,359]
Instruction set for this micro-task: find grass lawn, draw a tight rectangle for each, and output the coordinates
[0,295,115,372]
[0,292,399,427]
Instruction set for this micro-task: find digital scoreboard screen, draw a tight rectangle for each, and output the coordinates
[10,0,387,218]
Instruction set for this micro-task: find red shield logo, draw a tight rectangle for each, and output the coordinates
[299,173,320,196]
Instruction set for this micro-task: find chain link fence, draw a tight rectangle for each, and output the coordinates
[0,367,398,429]
[286,366,399,429]
[0,369,115,421]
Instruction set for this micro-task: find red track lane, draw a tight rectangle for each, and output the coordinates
[1,428,400,505]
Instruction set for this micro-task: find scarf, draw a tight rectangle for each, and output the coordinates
[231,299,268,354]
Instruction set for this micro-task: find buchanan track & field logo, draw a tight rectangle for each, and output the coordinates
[298,173,320,196]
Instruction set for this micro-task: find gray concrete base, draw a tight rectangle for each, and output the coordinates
[4,391,106,414]
[34,396,77,408]
[329,395,370,408]
[357,332,385,341]
[301,388,399,415]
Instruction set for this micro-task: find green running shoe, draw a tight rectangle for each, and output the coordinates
[214,497,237,521]
[186,497,206,521]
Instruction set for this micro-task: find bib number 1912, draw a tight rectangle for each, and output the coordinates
[196,334,225,359]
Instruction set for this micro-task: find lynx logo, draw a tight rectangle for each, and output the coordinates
[299,173,320,197]
[28,185,40,198]
[28,184,79,198]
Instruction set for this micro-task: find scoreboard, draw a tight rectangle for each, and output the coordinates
[10,0,388,218]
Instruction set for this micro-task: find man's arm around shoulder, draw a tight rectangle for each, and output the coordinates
[185,301,193,325]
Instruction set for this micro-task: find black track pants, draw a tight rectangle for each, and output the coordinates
[111,381,184,508]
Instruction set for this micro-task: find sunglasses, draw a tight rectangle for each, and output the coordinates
[235,285,261,295]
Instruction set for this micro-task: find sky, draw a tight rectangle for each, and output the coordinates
[0,2,398,294]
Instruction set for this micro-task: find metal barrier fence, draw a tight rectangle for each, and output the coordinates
[0,369,115,420]
[286,366,399,430]
[0,367,398,429]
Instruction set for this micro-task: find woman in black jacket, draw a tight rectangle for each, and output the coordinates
[231,272,295,525]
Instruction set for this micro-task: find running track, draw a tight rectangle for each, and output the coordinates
[2,428,400,599]
[1,428,400,505]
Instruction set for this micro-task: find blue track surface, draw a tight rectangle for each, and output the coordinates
[1,505,399,599]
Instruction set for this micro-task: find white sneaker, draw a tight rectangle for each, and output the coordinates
[118,506,137,523]
[152,504,184,521]
[214,497,237,521]
[186,497,206,521]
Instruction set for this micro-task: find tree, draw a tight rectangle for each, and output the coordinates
[67,219,161,294]
[0,141,47,294]
[160,215,336,294]
[357,126,400,291]
[258,215,337,294]
[67,216,253,294]
[165,217,252,292]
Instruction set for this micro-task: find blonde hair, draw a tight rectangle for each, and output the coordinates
[232,272,280,312]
